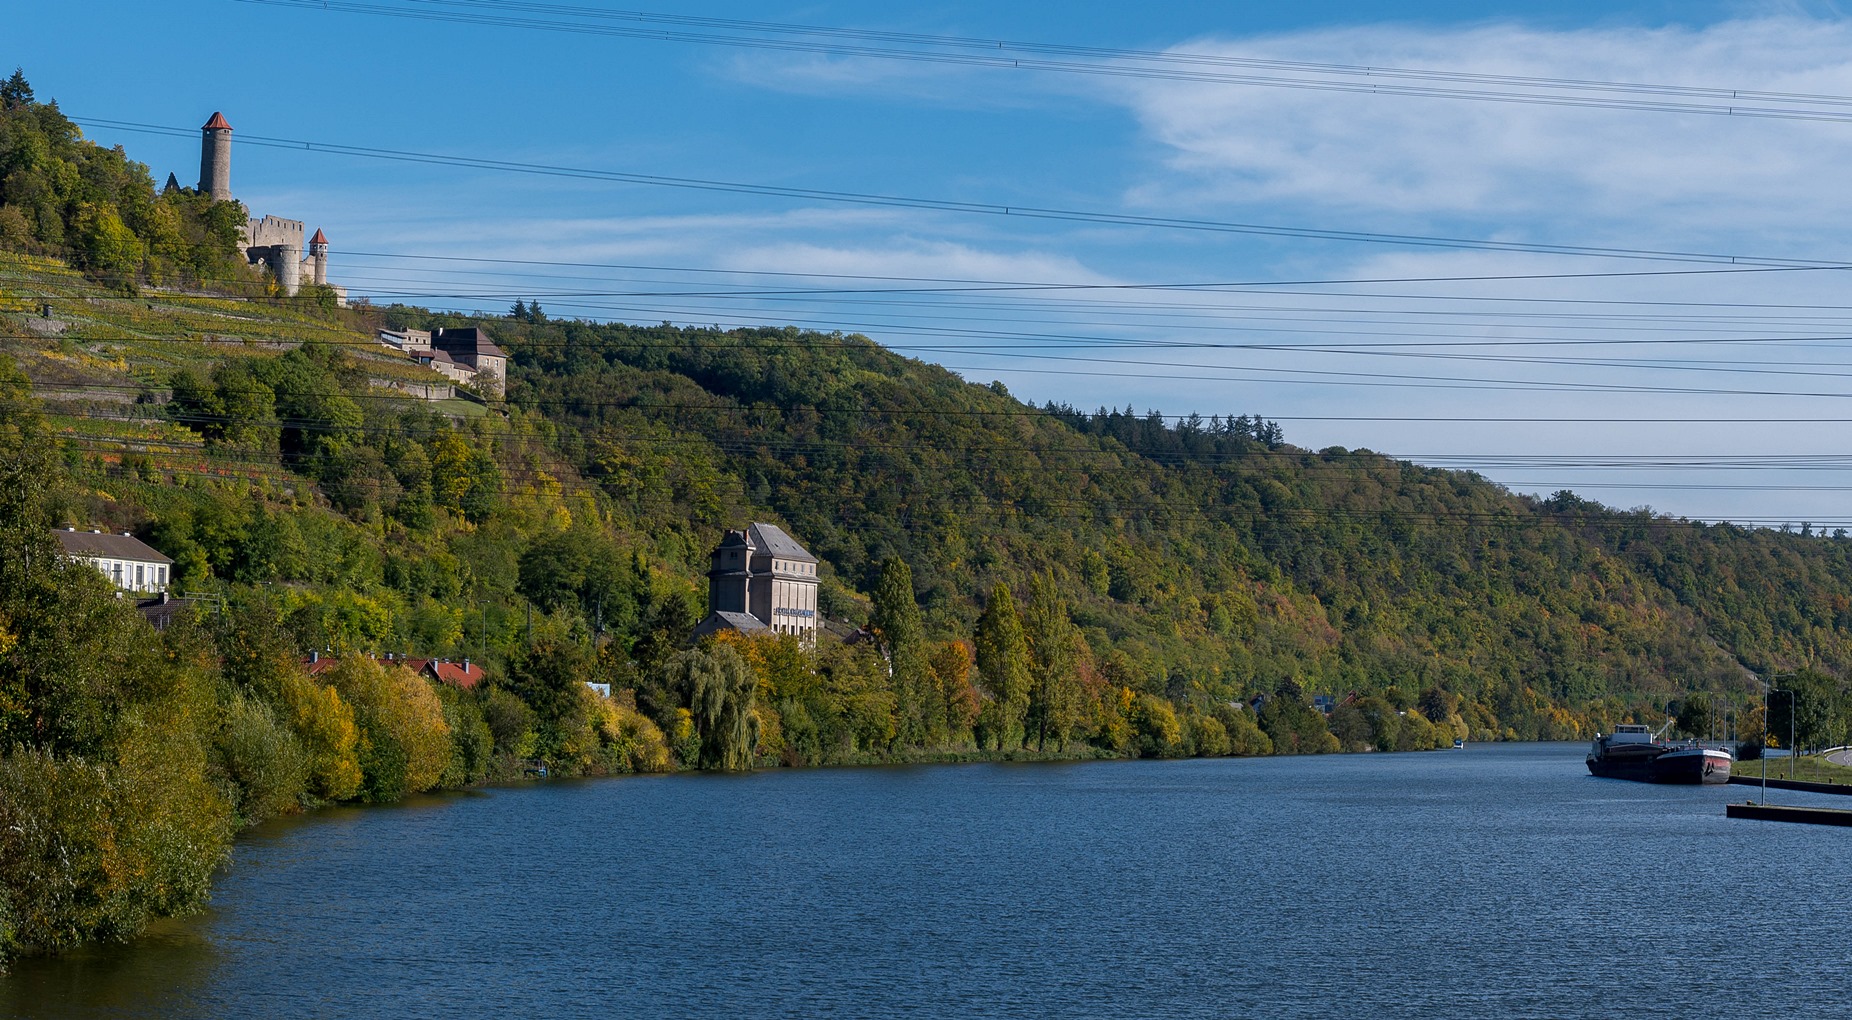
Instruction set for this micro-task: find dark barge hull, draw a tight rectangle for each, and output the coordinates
[1588,749,1732,785]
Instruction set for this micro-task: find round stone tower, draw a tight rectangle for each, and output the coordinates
[199,112,232,202]
[309,228,328,287]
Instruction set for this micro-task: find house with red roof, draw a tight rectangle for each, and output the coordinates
[299,652,487,689]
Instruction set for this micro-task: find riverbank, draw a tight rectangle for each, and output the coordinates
[1728,752,1852,789]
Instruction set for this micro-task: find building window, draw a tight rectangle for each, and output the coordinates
[159,566,168,586]
[112,563,123,585]
[136,565,144,587]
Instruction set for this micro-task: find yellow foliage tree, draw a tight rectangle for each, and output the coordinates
[280,669,363,801]
[324,658,452,801]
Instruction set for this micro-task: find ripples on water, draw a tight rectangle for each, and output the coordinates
[6,743,1851,1018]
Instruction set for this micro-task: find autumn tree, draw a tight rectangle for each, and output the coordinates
[928,640,981,743]
[325,658,452,802]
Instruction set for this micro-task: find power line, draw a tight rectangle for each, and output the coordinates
[50,402,1852,473]
[240,0,1852,125]
[66,115,1852,268]
[322,250,1850,298]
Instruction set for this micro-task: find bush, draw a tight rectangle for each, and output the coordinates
[438,687,495,787]
[214,690,310,823]
[1132,694,1183,758]
[1187,712,1231,757]
[0,737,230,963]
[1211,703,1273,756]
[480,686,537,761]
[591,691,673,773]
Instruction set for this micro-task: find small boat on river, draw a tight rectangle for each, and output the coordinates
[1587,723,1733,784]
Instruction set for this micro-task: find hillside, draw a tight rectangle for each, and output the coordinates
[7,246,1849,729]
[493,311,1852,712]
[8,83,1852,966]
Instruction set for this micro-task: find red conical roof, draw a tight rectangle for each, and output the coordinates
[202,112,231,131]
[310,228,327,245]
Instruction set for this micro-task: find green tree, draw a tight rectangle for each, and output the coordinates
[973,582,1031,750]
[1769,670,1848,753]
[870,556,931,746]
[71,202,141,277]
[1673,693,1716,740]
[660,642,758,770]
[0,69,31,110]
[1259,682,1338,755]
[1022,573,1085,750]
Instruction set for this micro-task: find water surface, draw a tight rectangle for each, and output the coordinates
[6,744,1850,1018]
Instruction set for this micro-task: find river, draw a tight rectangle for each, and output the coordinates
[6,743,1851,1018]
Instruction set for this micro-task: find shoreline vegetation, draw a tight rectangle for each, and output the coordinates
[5,71,1852,972]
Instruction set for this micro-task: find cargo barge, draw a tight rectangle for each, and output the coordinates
[1587,723,1733,784]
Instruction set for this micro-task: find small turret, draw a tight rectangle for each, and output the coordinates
[199,112,232,202]
[309,228,328,287]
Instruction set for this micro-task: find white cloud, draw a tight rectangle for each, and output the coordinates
[1114,17,1852,244]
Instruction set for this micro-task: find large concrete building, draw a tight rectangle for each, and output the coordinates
[693,523,820,643]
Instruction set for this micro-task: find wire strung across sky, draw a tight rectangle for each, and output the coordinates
[64,115,1852,269]
[240,0,1852,125]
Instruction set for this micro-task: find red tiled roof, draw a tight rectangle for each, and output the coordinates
[299,654,484,688]
[202,112,232,131]
[309,228,327,245]
[424,660,484,689]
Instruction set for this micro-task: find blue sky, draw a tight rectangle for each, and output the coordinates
[14,1,1852,525]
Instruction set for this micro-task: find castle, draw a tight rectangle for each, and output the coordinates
[197,112,344,304]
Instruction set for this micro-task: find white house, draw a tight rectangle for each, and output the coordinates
[54,528,173,594]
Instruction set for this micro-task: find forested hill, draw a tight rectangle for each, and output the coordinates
[484,310,1843,715]
[16,66,1852,973]
[1,70,1841,743]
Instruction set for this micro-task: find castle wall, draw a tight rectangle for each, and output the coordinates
[242,216,305,295]
[245,215,304,250]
